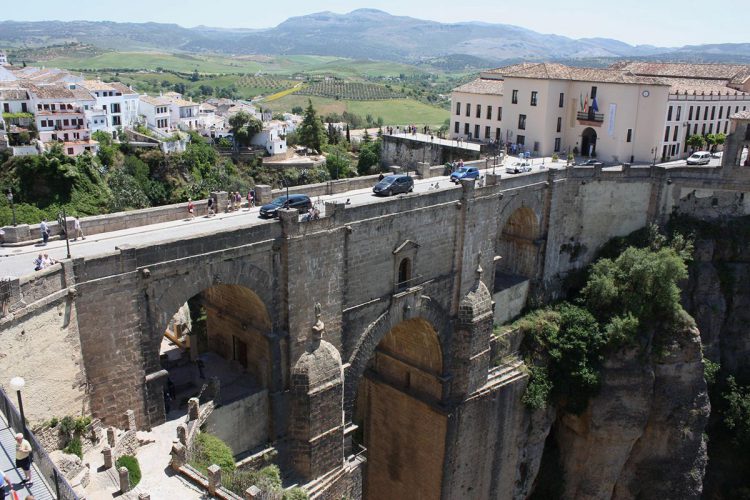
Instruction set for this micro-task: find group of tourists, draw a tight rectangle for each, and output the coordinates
[32,253,56,272]
[38,217,84,246]
[188,190,256,219]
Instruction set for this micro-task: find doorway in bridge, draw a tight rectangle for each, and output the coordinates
[353,318,447,499]
[159,284,273,456]
[494,207,540,324]
[581,127,597,157]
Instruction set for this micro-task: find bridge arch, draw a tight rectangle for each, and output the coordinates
[497,205,542,279]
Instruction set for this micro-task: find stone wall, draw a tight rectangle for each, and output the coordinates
[381,135,480,169]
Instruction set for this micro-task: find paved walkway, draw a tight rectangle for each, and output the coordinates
[0,413,55,500]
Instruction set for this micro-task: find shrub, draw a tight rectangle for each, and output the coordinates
[551,153,559,162]
[522,364,552,409]
[74,416,92,434]
[115,455,142,487]
[59,416,76,436]
[64,436,83,459]
[192,433,235,473]
[49,417,59,428]
[284,488,309,500]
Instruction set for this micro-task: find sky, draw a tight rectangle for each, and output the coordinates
[4,0,747,47]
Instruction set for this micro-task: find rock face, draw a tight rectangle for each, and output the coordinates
[552,322,709,500]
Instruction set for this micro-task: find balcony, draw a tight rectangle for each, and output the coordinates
[577,111,604,123]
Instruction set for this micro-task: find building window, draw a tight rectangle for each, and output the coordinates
[474,124,480,139]
[719,106,723,119]
[702,123,706,135]
[2,103,8,112]
[556,117,562,133]
[688,106,693,120]
[496,127,501,141]
[709,123,713,134]
[673,126,679,142]
[455,102,461,115]
[664,126,670,142]
[724,121,729,134]
[512,90,518,104]
[667,106,673,121]
[454,121,460,133]
[676,106,681,121]
[518,114,526,130]
[554,137,561,152]
[530,91,538,106]
[517,135,525,146]
[21,103,27,113]
[693,124,698,134]
[487,106,492,120]
[498,107,502,121]
[476,104,482,118]
[466,103,471,117]
[626,129,632,142]
[67,148,74,155]
[703,107,709,120]
[591,86,597,99]
[727,106,731,118]
[464,123,470,135]
[485,126,491,139]
[112,116,121,126]
[111,103,121,113]
[711,106,716,120]
[559,93,564,108]
[398,258,412,290]
[696,106,701,120]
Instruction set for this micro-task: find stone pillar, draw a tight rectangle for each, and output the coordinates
[622,163,631,175]
[177,423,188,445]
[106,427,116,447]
[102,446,113,469]
[188,397,199,421]
[119,466,130,493]
[245,485,262,499]
[254,184,272,205]
[207,464,222,496]
[416,161,431,178]
[170,442,186,471]
[138,494,151,500]
[125,410,136,431]
[210,191,228,213]
[486,173,500,186]
[0,224,30,244]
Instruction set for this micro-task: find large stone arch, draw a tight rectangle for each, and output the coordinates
[496,205,542,279]
[343,294,452,421]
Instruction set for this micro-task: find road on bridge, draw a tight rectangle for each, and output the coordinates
[0,161,550,279]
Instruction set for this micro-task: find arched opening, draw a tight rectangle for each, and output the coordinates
[581,127,597,157]
[397,258,412,290]
[353,318,446,499]
[494,207,540,323]
[159,284,273,456]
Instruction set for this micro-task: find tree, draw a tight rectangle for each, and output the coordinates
[686,134,706,152]
[228,111,262,152]
[345,124,351,143]
[298,100,326,153]
[324,145,351,179]
[291,106,304,115]
[357,140,381,175]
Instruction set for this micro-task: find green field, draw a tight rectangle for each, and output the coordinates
[265,95,449,127]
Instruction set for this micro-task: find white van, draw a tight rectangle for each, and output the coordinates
[686,151,712,165]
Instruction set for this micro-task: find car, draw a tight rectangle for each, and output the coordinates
[373,174,414,196]
[579,159,603,166]
[687,151,712,165]
[450,166,480,183]
[505,161,532,174]
[259,194,312,218]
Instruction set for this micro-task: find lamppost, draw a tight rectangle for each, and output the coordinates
[651,147,658,166]
[9,376,27,438]
[6,189,16,227]
[58,207,71,259]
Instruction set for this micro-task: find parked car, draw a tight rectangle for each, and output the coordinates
[687,151,712,165]
[373,175,414,196]
[505,161,532,174]
[450,166,480,183]
[259,194,312,218]
[579,159,603,166]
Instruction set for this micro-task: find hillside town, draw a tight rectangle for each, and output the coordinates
[0,50,296,158]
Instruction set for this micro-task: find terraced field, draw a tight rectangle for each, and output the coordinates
[298,81,403,100]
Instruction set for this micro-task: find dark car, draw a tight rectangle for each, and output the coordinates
[450,166,480,183]
[580,159,603,166]
[373,175,414,196]
[259,194,312,218]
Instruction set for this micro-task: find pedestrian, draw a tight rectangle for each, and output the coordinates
[33,254,44,271]
[378,173,385,181]
[40,219,49,245]
[42,253,55,267]
[73,216,85,240]
[0,469,11,500]
[163,388,171,414]
[15,433,32,486]
[247,190,254,208]
[187,198,195,219]
[207,196,214,217]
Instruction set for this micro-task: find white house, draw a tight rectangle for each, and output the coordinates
[166,96,200,131]
[139,95,172,133]
[79,80,139,134]
[251,120,288,155]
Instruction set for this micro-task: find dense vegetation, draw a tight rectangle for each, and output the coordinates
[191,432,307,499]
[518,225,693,414]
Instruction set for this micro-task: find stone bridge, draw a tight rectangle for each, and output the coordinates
[3,144,750,498]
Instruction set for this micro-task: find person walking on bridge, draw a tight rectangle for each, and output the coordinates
[0,469,11,500]
[39,219,49,246]
[15,433,32,486]
[187,198,195,219]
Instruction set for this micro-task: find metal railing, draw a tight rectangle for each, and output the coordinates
[0,386,80,500]
[577,111,604,122]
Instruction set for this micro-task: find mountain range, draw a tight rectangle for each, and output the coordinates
[1,9,749,66]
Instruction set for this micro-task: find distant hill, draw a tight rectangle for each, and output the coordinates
[2,10,750,67]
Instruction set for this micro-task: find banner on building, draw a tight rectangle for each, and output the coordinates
[608,103,617,137]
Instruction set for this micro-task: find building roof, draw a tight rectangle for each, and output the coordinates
[139,95,171,107]
[452,78,505,95]
[611,61,750,82]
[731,110,750,120]
[80,80,114,91]
[661,77,747,95]
[109,82,136,95]
[484,62,667,86]
[168,97,199,108]
[0,88,29,100]
[22,83,94,100]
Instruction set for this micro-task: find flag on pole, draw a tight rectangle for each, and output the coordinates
[592,97,599,113]
[580,92,584,111]
[584,93,589,113]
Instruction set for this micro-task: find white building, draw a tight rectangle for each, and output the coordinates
[79,80,139,134]
[251,120,288,155]
[165,96,200,131]
[0,51,8,67]
[139,95,172,133]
